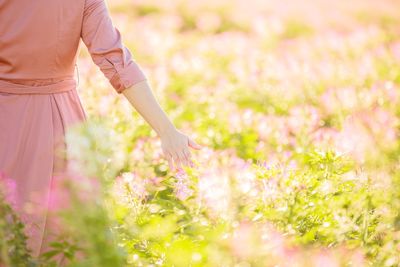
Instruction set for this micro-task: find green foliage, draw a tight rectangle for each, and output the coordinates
[0,188,35,267]
[2,0,400,266]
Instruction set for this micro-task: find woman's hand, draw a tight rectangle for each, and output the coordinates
[159,128,202,171]
[121,80,202,171]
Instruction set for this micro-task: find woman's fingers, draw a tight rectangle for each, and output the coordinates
[179,149,189,168]
[188,137,202,150]
[183,148,193,167]
[176,148,191,170]
[165,151,174,171]
[172,152,183,171]
[162,133,200,172]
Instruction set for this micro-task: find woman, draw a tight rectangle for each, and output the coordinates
[0,0,202,261]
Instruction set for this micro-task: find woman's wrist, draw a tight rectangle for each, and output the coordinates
[155,121,177,137]
[121,78,177,138]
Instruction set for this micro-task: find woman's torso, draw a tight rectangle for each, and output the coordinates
[0,0,85,81]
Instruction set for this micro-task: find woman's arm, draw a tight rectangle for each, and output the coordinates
[122,80,202,171]
[81,0,148,94]
[80,0,202,171]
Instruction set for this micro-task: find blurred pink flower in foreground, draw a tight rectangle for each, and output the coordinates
[47,171,100,210]
[230,220,259,259]
[43,171,103,238]
[259,222,287,257]
[313,250,340,267]
[390,41,400,60]
[229,220,366,266]
[0,170,17,209]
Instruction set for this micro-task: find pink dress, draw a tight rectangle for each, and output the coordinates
[0,0,147,260]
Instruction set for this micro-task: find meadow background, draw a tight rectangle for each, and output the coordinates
[1,0,400,266]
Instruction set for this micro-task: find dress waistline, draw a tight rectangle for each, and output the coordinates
[0,78,76,95]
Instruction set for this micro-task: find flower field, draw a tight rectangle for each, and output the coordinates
[1,0,400,266]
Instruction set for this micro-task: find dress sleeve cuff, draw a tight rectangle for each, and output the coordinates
[109,58,148,94]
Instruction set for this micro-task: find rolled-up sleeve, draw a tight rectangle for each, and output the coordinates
[81,0,147,94]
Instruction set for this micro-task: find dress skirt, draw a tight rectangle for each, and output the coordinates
[0,77,87,260]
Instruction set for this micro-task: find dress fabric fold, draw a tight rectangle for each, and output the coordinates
[0,78,87,258]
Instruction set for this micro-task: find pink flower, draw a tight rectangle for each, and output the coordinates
[115,171,149,201]
[313,251,340,267]
[260,222,286,258]
[287,105,321,135]
[174,181,194,201]
[311,127,340,149]
[173,169,194,201]
[148,176,164,186]
[47,171,101,214]
[0,170,17,209]
[390,41,400,60]
[197,167,232,219]
[230,221,257,259]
